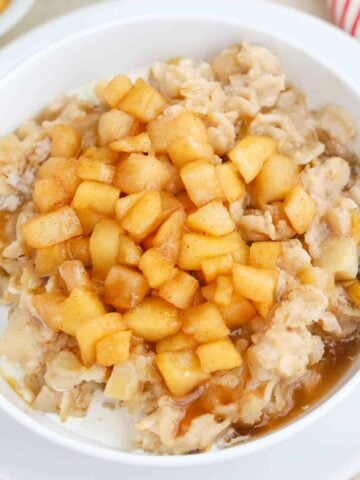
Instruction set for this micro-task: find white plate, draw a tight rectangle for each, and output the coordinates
[0,0,33,38]
[0,0,360,478]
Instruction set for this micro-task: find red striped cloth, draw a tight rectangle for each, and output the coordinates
[327,0,360,38]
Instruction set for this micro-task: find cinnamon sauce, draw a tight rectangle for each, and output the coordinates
[179,334,359,439]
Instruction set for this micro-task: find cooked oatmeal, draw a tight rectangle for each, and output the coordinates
[0,42,359,455]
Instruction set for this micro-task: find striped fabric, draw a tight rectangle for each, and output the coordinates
[327,0,360,37]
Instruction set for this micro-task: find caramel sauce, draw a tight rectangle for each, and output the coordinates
[0,209,19,246]
[179,384,244,435]
[0,211,11,243]
[179,334,359,439]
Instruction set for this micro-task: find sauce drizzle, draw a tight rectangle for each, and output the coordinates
[179,334,359,439]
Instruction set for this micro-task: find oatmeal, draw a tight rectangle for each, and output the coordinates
[0,42,359,455]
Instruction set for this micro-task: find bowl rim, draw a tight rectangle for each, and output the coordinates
[0,0,34,38]
[0,0,360,467]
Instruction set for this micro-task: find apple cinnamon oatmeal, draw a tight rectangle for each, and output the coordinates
[0,42,359,455]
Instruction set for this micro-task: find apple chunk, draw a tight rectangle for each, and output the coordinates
[228,135,278,183]
[76,312,125,366]
[155,350,209,397]
[124,297,181,342]
[22,206,82,248]
[233,264,278,303]
[104,265,149,310]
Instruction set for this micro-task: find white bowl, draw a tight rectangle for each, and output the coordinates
[0,0,34,37]
[0,0,359,467]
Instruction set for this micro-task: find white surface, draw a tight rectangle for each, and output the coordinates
[0,0,359,478]
[0,0,33,37]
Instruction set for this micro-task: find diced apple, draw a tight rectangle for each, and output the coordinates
[104,361,139,401]
[252,299,274,319]
[81,146,119,164]
[90,218,123,279]
[75,209,106,236]
[32,292,66,332]
[147,111,209,154]
[61,287,106,336]
[182,302,229,343]
[22,206,82,248]
[37,157,81,198]
[114,192,146,221]
[233,264,278,303]
[113,153,170,194]
[158,270,199,309]
[98,109,140,145]
[117,234,142,266]
[224,231,250,263]
[187,285,203,304]
[214,275,233,307]
[178,233,239,270]
[76,312,125,366]
[228,135,278,183]
[156,331,197,353]
[96,330,132,366]
[110,133,152,153]
[176,191,196,213]
[121,190,161,239]
[146,116,171,154]
[124,297,181,342]
[196,337,242,373]
[50,124,81,158]
[102,75,132,108]
[160,189,183,214]
[283,185,316,234]
[157,155,184,195]
[215,162,246,203]
[72,181,120,217]
[139,248,178,288]
[35,243,69,276]
[104,265,149,310]
[180,160,225,207]
[77,158,115,184]
[118,78,167,122]
[315,237,358,280]
[351,211,360,244]
[157,191,182,223]
[67,237,91,266]
[249,241,282,269]
[155,350,209,397]
[33,177,70,213]
[168,137,214,167]
[152,209,186,263]
[186,200,235,236]
[253,153,299,204]
[347,282,360,308]
[201,254,234,283]
[228,199,244,224]
[201,282,256,327]
[59,260,93,292]
[220,292,257,329]
[201,282,217,302]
